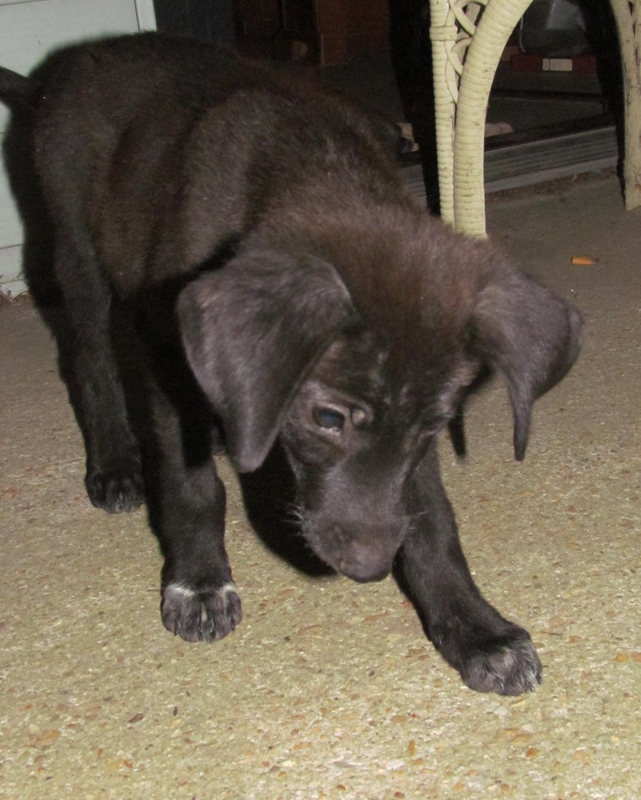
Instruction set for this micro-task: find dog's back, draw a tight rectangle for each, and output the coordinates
[5,34,405,292]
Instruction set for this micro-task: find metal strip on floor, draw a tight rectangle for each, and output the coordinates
[401,124,618,203]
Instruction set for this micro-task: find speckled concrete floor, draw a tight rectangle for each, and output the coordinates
[1,174,640,799]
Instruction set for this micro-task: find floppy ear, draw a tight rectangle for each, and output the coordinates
[473,265,582,460]
[177,250,355,472]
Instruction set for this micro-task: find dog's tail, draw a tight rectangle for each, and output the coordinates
[0,66,33,109]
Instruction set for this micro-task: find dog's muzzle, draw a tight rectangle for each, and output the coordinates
[303,514,407,583]
[332,538,398,583]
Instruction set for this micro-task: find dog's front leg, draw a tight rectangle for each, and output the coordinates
[52,240,144,513]
[396,441,542,695]
[149,383,242,643]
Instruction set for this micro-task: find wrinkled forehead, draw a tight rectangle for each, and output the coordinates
[310,327,389,400]
[310,325,473,421]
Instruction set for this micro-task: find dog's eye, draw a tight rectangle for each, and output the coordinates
[313,407,346,431]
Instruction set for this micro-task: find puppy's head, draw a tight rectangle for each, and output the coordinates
[177,223,582,581]
[275,323,478,582]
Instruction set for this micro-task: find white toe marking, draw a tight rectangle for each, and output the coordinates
[166,581,238,605]
[166,583,195,599]
[219,582,238,600]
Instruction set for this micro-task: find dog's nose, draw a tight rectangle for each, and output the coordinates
[338,544,393,583]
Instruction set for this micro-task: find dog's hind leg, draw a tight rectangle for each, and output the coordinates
[52,232,144,513]
[147,376,242,643]
[396,441,542,696]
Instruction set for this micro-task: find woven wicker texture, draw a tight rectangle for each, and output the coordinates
[430,0,641,234]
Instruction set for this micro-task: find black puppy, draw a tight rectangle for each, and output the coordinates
[0,33,582,695]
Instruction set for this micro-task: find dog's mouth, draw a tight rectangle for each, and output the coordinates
[314,549,393,583]
[337,558,392,583]
[301,520,403,583]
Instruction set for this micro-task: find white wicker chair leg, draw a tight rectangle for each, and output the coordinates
[453,0,535,236]
[429,0,459,225]
[429,0,636,234]
[609,0,641,210]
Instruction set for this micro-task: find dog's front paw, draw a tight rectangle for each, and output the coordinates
[86,461,145,513]
[161,582,242,643]
[459,631,542,696]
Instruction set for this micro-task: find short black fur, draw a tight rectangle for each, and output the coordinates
[0,33,583,694]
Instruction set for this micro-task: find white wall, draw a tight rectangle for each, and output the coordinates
[0,0,156,296]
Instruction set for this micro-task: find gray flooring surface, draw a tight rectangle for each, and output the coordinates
[0,173,640,798]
